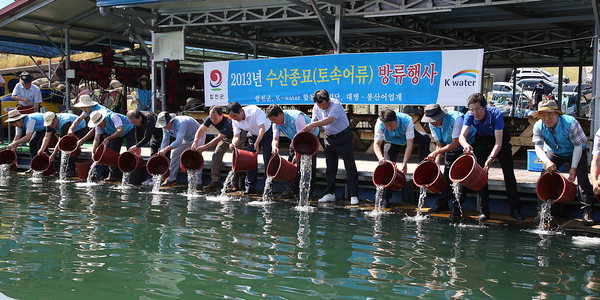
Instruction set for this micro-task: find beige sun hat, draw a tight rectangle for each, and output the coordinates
[109,79,123,89]
[533,99,563,118]
[43,111,56,126]
[5,109,26,123]
[156,111,176,128]
[88,110,106,128]
[73,94,98,108]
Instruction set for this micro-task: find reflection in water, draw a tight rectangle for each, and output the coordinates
[297,210,310,248]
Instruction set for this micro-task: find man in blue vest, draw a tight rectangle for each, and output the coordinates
[38,112,89,176]
[86,110,135,181]
[5,110,46,159]
[422,104,475,217]
[459,93,524,221]
[266,104,319,199]
[533,99,593,225]
[373,108,431,208]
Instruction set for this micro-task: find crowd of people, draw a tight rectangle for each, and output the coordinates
[1,83,598,225]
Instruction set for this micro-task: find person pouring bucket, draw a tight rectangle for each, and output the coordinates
[421,104,476,217]
[533,99,594,226]
[4,110,46,164]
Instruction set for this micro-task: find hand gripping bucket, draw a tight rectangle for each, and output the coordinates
[232,148,258,171]
[93,145,120,167]
[413,160,448,194]
[449,155,488,191]
[536,172,577,204]
[57,135,81,158]
[30,153,54,176]
[372,160,406,190]
[180,148,204,172]
[291,132,320,156]
[75,160,93,180]
[267,154,297,182]
[147,155,170,178]
[118,151,146,173]
[0,149,17,166]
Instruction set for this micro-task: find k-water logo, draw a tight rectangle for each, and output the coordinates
[444,69,480,87]
[210,69,223,91]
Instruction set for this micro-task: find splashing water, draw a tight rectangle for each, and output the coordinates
[120,172,131,189]
[367,185,386,217]
[262,177,274,202]
[297,210,311,248]
[220,170,235,196]
[87,161,98,183]
[58,152,70,182]
[151,174,163,194]
[186,169,201,197]
[298,155,312,207]
[30,171,43,182]
[404,187,428,222]
[452,182,463,217]
[0,164,10,184]
[537,200,553,231]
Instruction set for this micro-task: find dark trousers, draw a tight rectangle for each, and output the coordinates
[244,127,273,192]
[473,132,521,214]
[29,130,46,158]
[324,127,358,198]
[543,150,594,210]
[106,130,136,179]
[434,148,467,209]
[382,129,431,201]
[287,145,317,195]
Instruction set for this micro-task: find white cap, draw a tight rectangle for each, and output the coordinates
[43,111,56,126]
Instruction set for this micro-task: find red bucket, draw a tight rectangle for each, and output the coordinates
[0,149,17,166]
[372,160,406,190]
[291,132,320,156]
[413,160,448,194]
[75,160,93,180]
[449,155,488,191]
[232,148,258,171]
[267,154,297,182]
[93,145,120,167]
[57,135,81,158]
[536,172,577,204]
[180,149,204,172]
[118,151,146,173]
[147,155,170,177]
[17,106,34,114]
[30,153,54,176]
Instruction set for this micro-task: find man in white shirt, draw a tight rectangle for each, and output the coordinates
[12,72,42,112]
[227,102,273,195]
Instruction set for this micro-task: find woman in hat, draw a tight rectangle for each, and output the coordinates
[4,110,46,159]
[533,99,594,225]
[136,75,151,111]
[12,72,42,112]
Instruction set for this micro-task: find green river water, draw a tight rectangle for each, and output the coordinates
[0,174,598,299]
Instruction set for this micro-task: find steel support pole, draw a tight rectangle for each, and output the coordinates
[161,61,166,111]
[151,61,156,112]
[64,27,70,112]
[334,3,343,54]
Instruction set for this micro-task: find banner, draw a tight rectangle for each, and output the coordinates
[204,49,483,106]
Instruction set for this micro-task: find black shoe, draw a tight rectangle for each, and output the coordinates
[25,168,33,174]
[510,209,524,221]
[451,206,462,218]
[478,213,490,221]
[243,189,257,195]
[225,185,240,193]
[428,205,450,214]
[582,208,594,226]
[280,190,296,199]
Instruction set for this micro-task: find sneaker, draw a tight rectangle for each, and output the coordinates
[318,193,335,203]
[478,213,490,221]
[225,186,240,193]
[350,196,359,205]
[142,178,154,186]
[161,180,177,188]
[582,208,594,226]
[203,182,221,192]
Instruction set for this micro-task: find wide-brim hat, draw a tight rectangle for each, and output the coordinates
[43,111,56,126]
[110,79,123,89]
[88,110,106,128]
[533,100,563,118]
[4,109,25,123]
[156,112,176,128]
[137,74,150,84]
[73,94,98,108]
[421,104,447,123]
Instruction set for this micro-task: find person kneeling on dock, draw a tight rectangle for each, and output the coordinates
[459,93,524,221]
[422,104,476,217]
[373,108,431,208]
[156,112,203,188]
[39,112,89,177]
[534,100,594,226]
[267,104,319,200]
[5,110,46,166]
[86,110,135,181]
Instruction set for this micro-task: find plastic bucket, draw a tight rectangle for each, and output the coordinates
[30,153,53,175]
[413,160,448,194]
[267,154,297,182]
[232,148,258,171]
[118,151,146,173]
[180,149,204,172]
[17,106,34,114]
[57,135,81,157]
[147,155,170,177]
[372,160,406,190]
[449,155,488,191]
[93,145,120,167]
[291,132,320,156]
[0,149,17,166]
[75,160,93,180]
[536,172,577,204]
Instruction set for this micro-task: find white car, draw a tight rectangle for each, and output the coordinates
[511,68,569,84]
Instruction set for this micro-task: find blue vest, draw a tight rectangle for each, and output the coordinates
[534,115,584,156]
[57,113,86,132]
[380,112,412,145]
[103,111,133,137]
[430,111,476,146]
[23,113,45,132]
[277,110,319,139]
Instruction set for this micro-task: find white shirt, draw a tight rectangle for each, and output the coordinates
[430,115,465,142]
[273,115,307,138]
[374,119,414,141]
[12,83,42,106]
[95,114,123,135]
[311,98,349,135]
[232,105,272,136]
